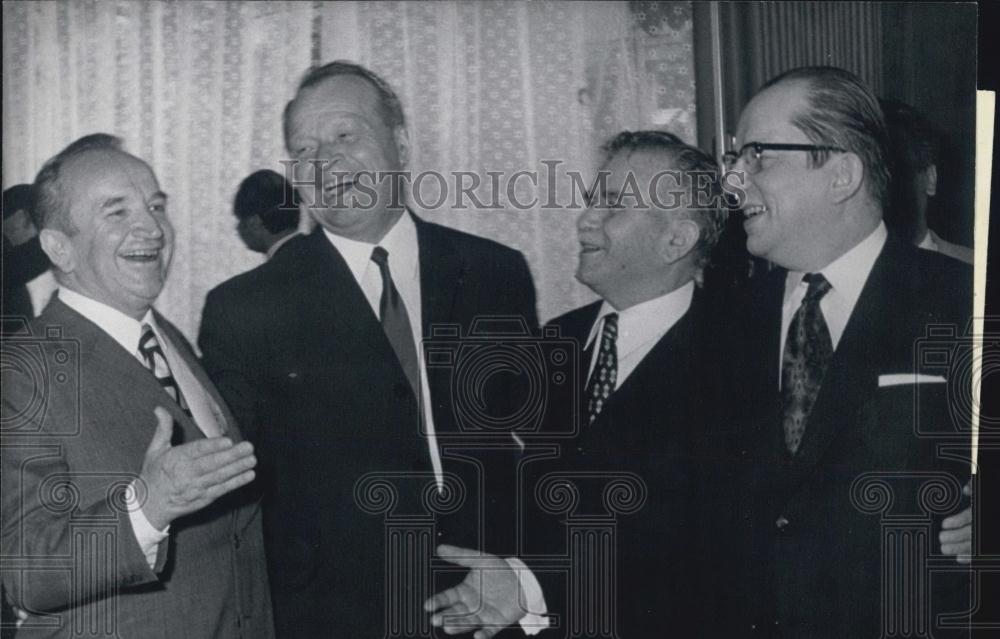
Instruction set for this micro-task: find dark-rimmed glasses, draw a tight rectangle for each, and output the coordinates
[722,142,845,174]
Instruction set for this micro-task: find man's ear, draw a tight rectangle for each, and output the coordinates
[659,218,700,264]
[38,228,75,273]
[924,164,938,197]
[394,127,411,166]
[829,152,864,204]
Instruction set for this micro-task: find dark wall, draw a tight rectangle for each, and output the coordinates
[881,2,978,247]
[693,2,978,248]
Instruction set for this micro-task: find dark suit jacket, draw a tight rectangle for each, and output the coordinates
[1,297,273,639]
[198,216,538,637]
[520,289,723,638]
[709,235,973,638]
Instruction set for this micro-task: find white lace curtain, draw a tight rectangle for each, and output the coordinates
[2,0,696,338]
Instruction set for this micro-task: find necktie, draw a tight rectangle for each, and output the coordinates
[138,324,192,418]
[371,246,421,400]
[584,313,618,425]
[781,273,833,454]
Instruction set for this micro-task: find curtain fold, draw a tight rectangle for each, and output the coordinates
[710,1,883,151]
[3,0,696,335]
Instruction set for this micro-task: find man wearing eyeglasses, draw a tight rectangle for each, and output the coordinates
[710,67,973,637]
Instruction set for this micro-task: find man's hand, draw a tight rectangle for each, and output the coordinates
[424,545,526,639]
[139,407,257,530]
[940,482,973,564]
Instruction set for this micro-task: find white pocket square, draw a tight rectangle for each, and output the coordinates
[878,373,946,387]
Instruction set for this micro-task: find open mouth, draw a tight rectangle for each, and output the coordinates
[579,241,604,254]
[743,204,768,220]
[119,248,162,263]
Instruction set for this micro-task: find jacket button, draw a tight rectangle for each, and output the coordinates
[775,516,789,530]
[233,535,241,549]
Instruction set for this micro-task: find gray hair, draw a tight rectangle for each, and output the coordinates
[32,133,124,233]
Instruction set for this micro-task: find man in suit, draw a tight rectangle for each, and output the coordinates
[3,184,56,319]
[231,169,301,260]
[1,134,273,637]
[427,130,730,637]
[198,61,539,637]
[713,67,973,637]
[880,98,973,264]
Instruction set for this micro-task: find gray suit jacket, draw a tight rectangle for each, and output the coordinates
[1,297,274,638]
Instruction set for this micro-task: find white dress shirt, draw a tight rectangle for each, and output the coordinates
[58,287,226,568]
[322,215,548,633]
[321,213,445,492]
[779,222,888,384]
[584,282,696,389]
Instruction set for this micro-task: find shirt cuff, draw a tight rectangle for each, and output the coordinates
[505,557,550,635]
[126,481,169,568]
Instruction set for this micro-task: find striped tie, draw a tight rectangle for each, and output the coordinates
[138,323,192,418]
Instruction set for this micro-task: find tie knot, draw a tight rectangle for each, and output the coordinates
[371,246,389,267]
[139,323,157,352]
[602,312,619,337]
[802,273,832,303]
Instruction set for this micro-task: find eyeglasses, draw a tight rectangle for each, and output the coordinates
[722,142,845,174]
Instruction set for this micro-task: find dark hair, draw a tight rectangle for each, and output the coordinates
[234,169,300,234]
[283,60,406,145]
[601,130,728,278]
[762,66,890,206]
[3,184,34,220]
[32,133,124,233]
[880,97,940,172]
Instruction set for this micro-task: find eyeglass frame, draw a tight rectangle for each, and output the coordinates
[722,142,846,173]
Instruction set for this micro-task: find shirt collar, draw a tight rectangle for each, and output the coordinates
[57,286,157,355]
[586,281,696,356]
[266,231,301,260]
[784,221,887,307]
[917,229,938,252]
[321,211,419,282]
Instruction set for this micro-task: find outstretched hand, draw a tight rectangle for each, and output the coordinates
[424,544,527,639]
[138,407,257,530]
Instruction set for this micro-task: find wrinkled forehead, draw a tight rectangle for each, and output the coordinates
[61,149,160,206]
[288,75,383,127]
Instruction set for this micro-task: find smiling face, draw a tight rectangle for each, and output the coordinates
[44,149,173,319]
[575,150,695,309]
[734,81,844,271]
[285,74,408,243]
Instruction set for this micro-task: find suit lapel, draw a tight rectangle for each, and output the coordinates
[155,311,239,443]
[793,238,905,467]
[737,269,786,458]
[299,227,394,358]
[415,214,465,334]
[45,298,203,443]
[602,304,692,423]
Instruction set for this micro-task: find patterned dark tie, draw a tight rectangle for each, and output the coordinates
[138,323,192,418]
[781,273,833,454]
[371,246,421,400]
[584,312,619,425]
